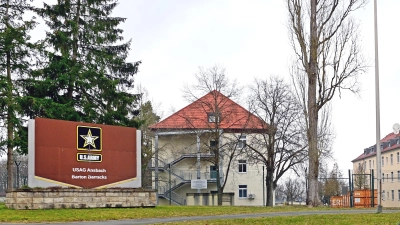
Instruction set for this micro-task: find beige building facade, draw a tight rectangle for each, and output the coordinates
[352,132,400,207]
[152,132,265,206]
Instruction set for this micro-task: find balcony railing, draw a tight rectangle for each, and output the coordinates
[165,190,186,205]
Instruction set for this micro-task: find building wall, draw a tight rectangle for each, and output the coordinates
[223,162,264,206]
[352,148,400,207]
[153,132,266,206]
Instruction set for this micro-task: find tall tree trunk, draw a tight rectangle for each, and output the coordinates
[68,0,80,99]
[266,131,275,206]
[307,0,320,207]
[266,169,274,206]
[6,50,14,191]
[217,179,223,205]
[5,0,14,191]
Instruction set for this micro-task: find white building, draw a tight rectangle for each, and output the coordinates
[150,91,268,206]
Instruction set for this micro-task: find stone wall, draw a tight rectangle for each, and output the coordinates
[6,188,156,210]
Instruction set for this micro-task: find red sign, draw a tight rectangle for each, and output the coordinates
[34,118,138,188]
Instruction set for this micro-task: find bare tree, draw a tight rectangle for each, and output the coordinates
[354,160,369,190]
[275,183,286,204]
[291,69,336,203]
[290,65,336,162]
[287,0,367,206]
[182,65,247,205]
[283,176,305,205]
[321,163,347,204]
[247,76,306,206]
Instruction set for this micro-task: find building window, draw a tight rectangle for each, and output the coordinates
[382,190,385,200]
[382,173,384,182]
[398,190,400,200]
[373,160,374,168]
[391,172,394,182]
[398,152,400,164]
[210,140,217,150]
[210,166,217,179]
[391,154,393,165]
[238,135,246,148]
[369,160,371,169]
[382,157,384,167]
[207,112,220,123]
[398,171,400,182]
[392,190,395,201]
[238,160,247,173]
[239,185,247,198]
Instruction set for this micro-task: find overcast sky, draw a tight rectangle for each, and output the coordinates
[25,1,400,174]
[116,0,400,173]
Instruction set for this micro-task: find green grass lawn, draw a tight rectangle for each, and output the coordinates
[1,202,399,224]
[164,213,400,225]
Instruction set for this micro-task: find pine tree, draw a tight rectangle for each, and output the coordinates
[0,0,39,190]
[21,0,141,127]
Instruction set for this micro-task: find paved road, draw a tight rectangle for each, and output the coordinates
[2,209,398,225]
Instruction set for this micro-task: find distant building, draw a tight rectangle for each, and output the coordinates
[149,90,268,206]
[351,132,400,207]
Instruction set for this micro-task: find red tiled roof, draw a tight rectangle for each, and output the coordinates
[381,132,399,142]
[150,90,268,132]
[351,132,400,162]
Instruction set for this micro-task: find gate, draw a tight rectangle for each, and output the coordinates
[352,169,376,208]
[326,169,376,208]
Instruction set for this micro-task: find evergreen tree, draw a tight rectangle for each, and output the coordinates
[0,0,39,189]
[132,86,161,188]
[136,100,160,188]
[21,0,141,127]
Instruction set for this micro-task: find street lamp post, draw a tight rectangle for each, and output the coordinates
[13,153,23,189]
[373,0,382,213]
[14,160,21,188]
